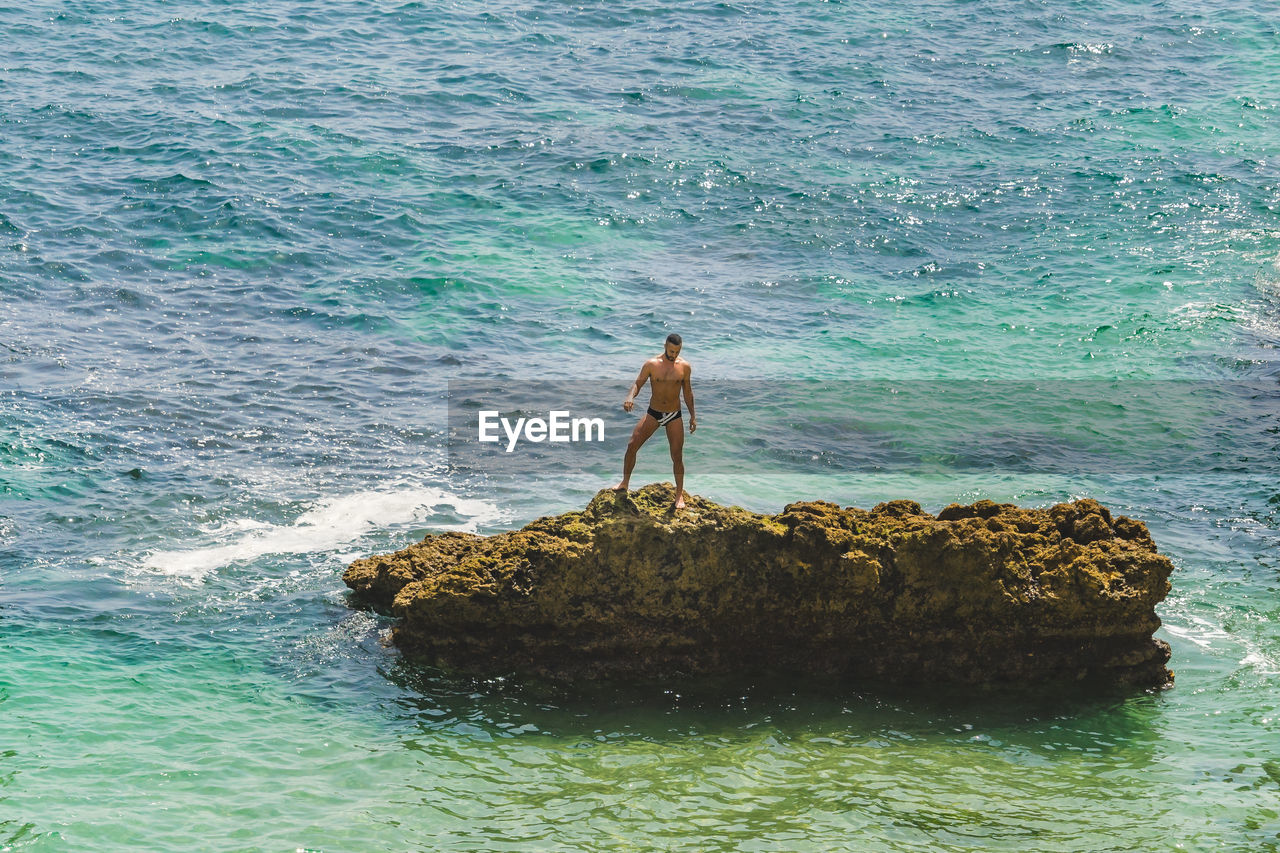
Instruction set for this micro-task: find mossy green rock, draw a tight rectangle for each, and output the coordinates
[344,484,1174,687]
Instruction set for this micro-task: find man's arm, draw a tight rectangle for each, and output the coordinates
[623,362,651,412]
[682,364,696,432]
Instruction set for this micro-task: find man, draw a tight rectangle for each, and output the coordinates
[613,333,697,510]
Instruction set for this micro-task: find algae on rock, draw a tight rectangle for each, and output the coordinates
[344,484,1174,687]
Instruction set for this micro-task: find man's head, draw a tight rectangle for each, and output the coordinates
[664,333,682,361]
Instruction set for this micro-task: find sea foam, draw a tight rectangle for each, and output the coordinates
[141,487,501,580]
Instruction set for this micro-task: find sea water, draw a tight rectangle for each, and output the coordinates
[3,1,1280,849]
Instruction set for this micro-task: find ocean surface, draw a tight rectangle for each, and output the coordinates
[3,0,1280,849]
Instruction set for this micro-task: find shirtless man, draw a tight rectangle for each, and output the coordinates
[613,333,697,509]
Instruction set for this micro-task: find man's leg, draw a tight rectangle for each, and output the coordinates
[666,418,685,509]
[613,414,660,491]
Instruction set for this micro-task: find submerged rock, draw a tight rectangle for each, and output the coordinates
[344,484,1174,688]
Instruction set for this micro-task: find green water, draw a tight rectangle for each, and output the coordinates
[4,0,1280,848]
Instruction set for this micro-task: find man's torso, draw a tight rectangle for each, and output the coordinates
[647,356,688,411]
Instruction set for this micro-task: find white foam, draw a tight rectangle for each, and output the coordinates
[1249,251,1280,305]
[1161,615,1233,651]
[142,487,502,580]
[1163,614,1280,674]
[1240,650,1280,675]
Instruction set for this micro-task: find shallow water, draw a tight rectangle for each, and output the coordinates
[3,0,1280,849]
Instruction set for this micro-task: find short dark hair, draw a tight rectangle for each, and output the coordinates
[665,333,682,346]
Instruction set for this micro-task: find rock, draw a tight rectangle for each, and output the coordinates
[344,484,1174,688]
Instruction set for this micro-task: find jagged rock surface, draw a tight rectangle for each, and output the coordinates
[344,484,1174,687]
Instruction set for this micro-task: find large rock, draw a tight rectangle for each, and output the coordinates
[344,484,1174,688]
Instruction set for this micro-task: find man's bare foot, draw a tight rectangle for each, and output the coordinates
[674,492,686,511]
[611,482,629,492]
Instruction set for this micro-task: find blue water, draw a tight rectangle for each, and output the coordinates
[3,1,1280,849]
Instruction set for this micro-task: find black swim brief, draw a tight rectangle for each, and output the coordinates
[647,406,682,426]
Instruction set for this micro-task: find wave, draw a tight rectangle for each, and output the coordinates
[141,486,502,580]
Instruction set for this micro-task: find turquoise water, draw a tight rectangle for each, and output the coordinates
[3,0,1280,848]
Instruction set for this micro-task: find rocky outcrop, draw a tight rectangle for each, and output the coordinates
[344,484,1174,688]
